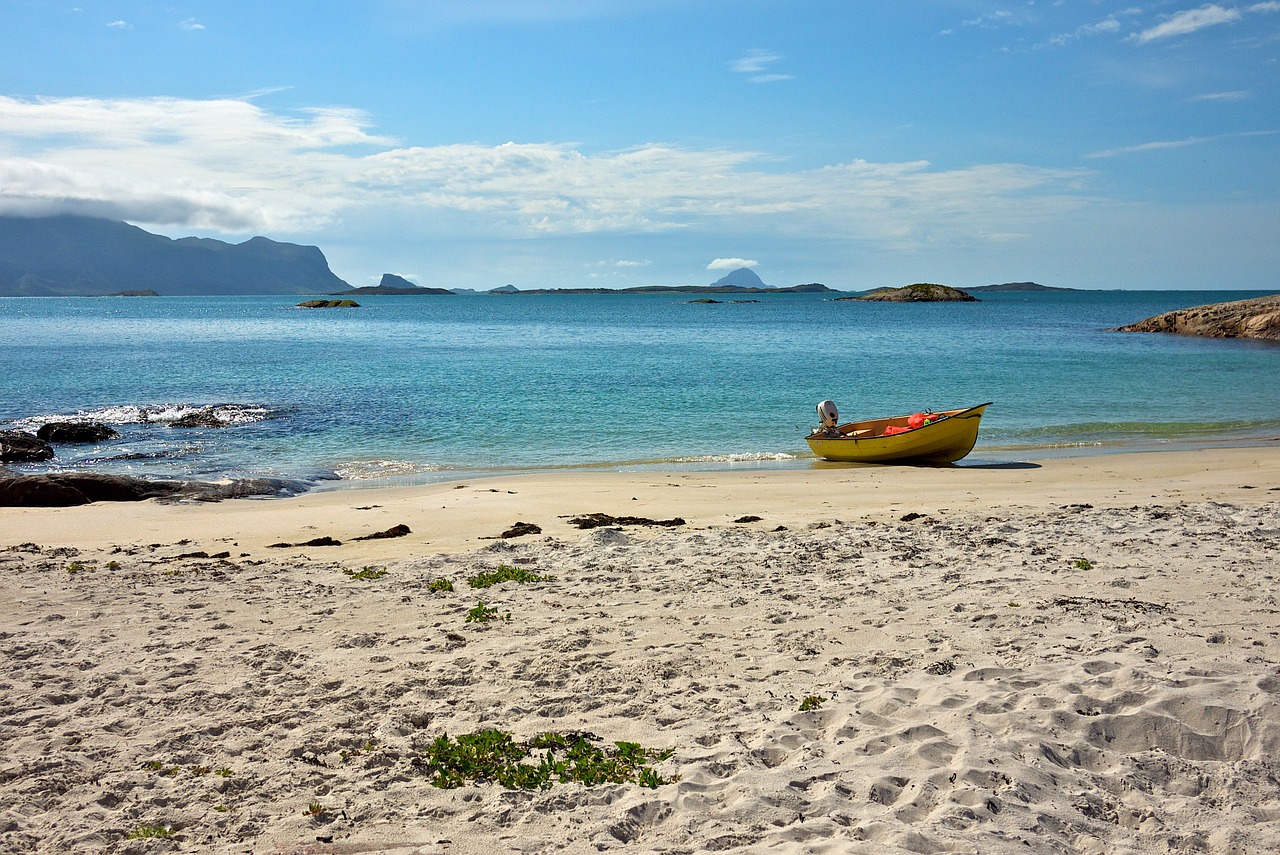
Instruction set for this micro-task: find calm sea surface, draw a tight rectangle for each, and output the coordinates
[2,290,1277,487]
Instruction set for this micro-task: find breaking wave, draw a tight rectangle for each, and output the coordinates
[9,403,275,431]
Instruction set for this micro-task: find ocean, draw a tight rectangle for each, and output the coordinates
[2,289,1277,488]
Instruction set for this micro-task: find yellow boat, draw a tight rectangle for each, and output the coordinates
[806,402,992,464]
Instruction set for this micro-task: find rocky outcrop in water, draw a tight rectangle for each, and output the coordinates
[0,431,54,462]
[297,299,360,308]
[1112,294,1280,341]
[170,412,227,428]
[36,422,119,444]
[844,283,978,302]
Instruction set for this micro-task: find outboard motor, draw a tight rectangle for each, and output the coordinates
[816,400,839,433]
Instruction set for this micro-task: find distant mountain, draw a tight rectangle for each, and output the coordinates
[710,267,767,288]
[333,273,454,295]
[0,214,349,297]
[968,281,1078,292]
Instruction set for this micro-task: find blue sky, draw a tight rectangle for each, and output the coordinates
[1,1,1277,290]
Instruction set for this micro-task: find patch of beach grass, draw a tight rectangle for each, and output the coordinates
[467,563,555,588]
[418,729,677,790]
[344,565,387,581]
[126,824,174,839]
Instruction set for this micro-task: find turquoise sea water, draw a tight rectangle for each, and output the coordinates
[1,290,1277,486]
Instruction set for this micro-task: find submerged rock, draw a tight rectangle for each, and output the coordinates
[847,283,978,302]
[36,422,119,444]
[1112,294,1280,341]
[0,430,54,462]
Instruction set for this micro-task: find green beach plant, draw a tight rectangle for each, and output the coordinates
[467,563,556,588]
[418,729,677,790]
[344,565,387,580]
[465,601,509,623]
[1073,558,1095,571]
[798,695,827,712]
[126,824,174,840]
[428,578,454,593]
[304,802,328,818]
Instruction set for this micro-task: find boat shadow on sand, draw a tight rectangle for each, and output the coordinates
[810,459,1042,471]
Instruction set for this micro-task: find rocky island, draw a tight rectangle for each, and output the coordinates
[1113,294,1280,341]
[839,283,978,302]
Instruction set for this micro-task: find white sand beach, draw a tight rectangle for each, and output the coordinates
[2,446,1279,854]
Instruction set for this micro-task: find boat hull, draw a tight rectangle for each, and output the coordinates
[805,403,991,464]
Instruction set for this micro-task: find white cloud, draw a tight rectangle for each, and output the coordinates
[0,95,1093,251]
[1048,15,1124,45]
[1134,5,1241,43]
[1086,129,1278,157]
[1192,90,1248,101]
[730,49,792,83]
[1250,2,1280,11]
[107,20,128,28]
[708,258,757,270]
[180,18,206,31]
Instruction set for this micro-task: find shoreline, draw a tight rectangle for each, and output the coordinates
[3,446,1277,559]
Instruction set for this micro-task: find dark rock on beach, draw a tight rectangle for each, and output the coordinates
[1112,294,1280,341]
[567,513,686,529]
[844,283,978,302]
[0,431,54,462]
[36,422,119,444]
[354,524,413,541]
[0,474,184,506]
[268,536,342,548]
[0,473,308,506]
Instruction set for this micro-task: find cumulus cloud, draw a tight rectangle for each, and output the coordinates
[1134,5,1240,43]
[708,258,758,270]
[0,95,1092,249]
[180,18,206,31]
